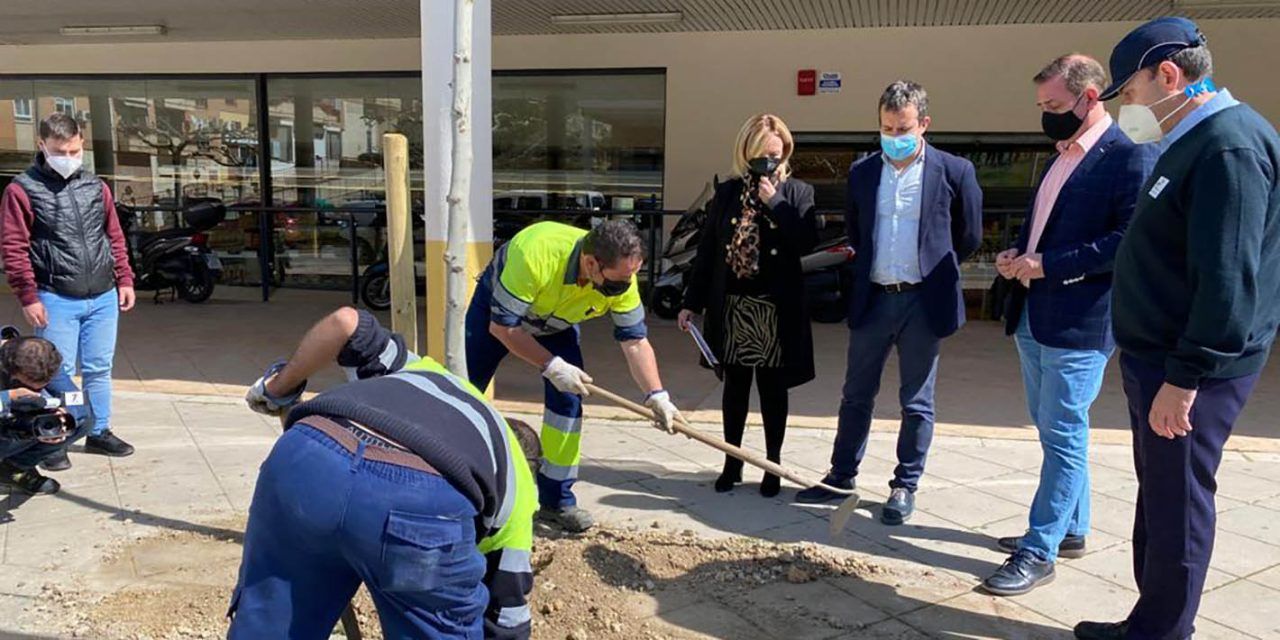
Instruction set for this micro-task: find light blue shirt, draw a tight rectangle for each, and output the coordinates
[1161,88,1240,151]
[871,149,926,285]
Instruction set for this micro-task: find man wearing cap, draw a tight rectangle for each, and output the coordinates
[1074,17,1280,640]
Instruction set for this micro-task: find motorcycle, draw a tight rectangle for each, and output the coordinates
[648,179,856,323]
[118,198,226,303]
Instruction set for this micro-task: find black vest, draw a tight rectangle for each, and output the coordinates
[14,156,117,299]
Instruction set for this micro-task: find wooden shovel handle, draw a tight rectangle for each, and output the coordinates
[585,383,854,496]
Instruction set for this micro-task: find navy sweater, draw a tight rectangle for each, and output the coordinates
[1112,102,1280,388]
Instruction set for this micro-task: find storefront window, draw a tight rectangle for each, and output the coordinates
[0,70,667,296]
[493,70,666,220]
[264,76,424,288]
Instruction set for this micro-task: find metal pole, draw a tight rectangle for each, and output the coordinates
[349,212,359,307]
[254,74,273,303]
[647,212,658,296]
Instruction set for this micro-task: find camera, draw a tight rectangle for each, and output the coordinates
[0,392,79,441]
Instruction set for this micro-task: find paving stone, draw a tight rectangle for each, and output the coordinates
[1197,579,1280,638]
[1216,465,1280,505]
[824,567,973,619]
[1007,563,1136,625]
[966,470,1039,508]
[1080,492,1137,539]
[919,450,1020,485]
[1189,615,1264,640]
[646,599,772,640]
[1207,530,1280,579]
[913,483,1028,529]
[855,618,932,639]
[900,591,1069,639]
[1218,505,1280,543]
[1250,565,1280,591]
[736,578,892,639]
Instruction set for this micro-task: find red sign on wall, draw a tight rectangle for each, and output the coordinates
[797,69,816,96]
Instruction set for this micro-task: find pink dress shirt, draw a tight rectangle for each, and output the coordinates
[1025,114,1114,255]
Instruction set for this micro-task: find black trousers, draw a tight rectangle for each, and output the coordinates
[1120,353,1258,640]
[720,364,788,477]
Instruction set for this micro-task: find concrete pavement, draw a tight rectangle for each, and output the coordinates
[2,388,1280,638]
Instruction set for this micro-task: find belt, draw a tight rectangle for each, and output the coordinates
[298,415,440,476]
[874,282,921,294]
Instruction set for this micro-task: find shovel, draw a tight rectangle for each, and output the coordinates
[585,383,861,537]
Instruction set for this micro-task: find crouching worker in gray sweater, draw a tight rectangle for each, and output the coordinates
[231,307,539,640]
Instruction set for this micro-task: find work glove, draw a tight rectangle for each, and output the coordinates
[541,356,592,396]
[645,390,682,435]
[245,360,307,417]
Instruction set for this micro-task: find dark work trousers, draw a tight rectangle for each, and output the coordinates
[720,364,788,480]
[1120,353,1258,640]
[829,290,941,492]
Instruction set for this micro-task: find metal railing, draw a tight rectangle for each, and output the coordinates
[120,201,1021,306]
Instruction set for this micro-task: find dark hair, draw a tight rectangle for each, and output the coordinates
[879,80,929,119]
[506,418,541,470]
[0,336,63,387]
[39,112,81,141]
[1034,54,1107,95]
[582,220,644,268]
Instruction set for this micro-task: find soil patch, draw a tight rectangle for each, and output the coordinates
[35,518,945,639]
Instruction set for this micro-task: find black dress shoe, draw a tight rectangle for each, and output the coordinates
[981,550,1056,596]
[0,460,60,495]
[84,430,134,457]
[1074,620,1128,639]
[997,533,1087,559]
[795,475,854,504]
[39,449,71,472]
[881,487,915,525]
[760,473,781,498]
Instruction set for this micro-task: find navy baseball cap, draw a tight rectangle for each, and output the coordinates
[1100,17,1208,100]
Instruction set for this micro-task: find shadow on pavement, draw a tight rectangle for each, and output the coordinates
[579,460,1076,638]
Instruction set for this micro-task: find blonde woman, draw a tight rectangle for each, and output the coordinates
[678,114,819,497]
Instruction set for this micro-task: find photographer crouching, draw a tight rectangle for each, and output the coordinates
[0,326,88,495]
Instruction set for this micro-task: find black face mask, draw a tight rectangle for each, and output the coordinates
[1041,95,1086,141]
[747,156,780,177]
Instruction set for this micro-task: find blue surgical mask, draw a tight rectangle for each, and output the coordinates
[880,133,919,162]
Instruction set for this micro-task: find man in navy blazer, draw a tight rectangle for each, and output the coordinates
[798,81,983,526]
[982,55,1158,597]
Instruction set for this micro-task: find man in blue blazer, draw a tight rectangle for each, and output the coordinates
[982,55,1158,597]
[798,81,983,526]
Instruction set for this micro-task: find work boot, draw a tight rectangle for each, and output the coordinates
[1073,620,1128,640]
[84,431,134,457]
[39,449,71,472]
[537,506,595,533]
[881,487,915,525]
[0,460,60,495]
[997,533,1087,559]
[980,549,1056,596]
[795,474,854,504]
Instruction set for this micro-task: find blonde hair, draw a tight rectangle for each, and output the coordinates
[730,114,794,182]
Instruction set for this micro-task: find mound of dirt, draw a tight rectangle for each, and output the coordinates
[36,519,931,640]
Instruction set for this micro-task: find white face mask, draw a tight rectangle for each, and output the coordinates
[1117,87,1194,145]
[42,150,84,179]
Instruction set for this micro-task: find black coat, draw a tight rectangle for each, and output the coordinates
[682,176,818,388]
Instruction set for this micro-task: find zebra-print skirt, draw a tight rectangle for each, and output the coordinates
[722,294,783,368]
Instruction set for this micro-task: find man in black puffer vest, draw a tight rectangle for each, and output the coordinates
[0,113,137,469]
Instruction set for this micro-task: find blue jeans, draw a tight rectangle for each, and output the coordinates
[228,422,487,639]
[1015,314,1111,561]
[466,267,583,509]
[830,290,940,492]
[35,289,119,436]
